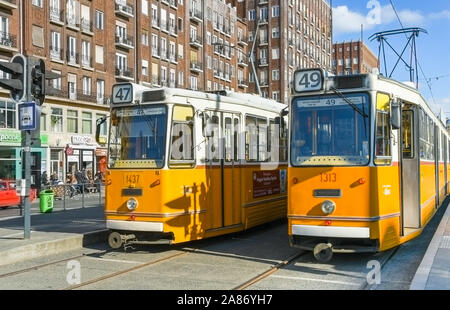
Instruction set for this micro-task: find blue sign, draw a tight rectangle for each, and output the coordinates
[18,102,38,131]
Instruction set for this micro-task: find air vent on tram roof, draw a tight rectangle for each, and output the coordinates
[334,75,365,89]
[142,89,167,102]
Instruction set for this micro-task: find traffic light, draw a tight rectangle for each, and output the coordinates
[0,54,27,102]
[29,58,46,105]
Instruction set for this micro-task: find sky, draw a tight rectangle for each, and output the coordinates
[332,0,450,117]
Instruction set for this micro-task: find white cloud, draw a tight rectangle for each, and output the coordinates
[333,5,425,35]
[429,10,450,20]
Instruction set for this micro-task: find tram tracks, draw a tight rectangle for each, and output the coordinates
[233,251,307,290]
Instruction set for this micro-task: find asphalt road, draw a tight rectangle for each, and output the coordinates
[0,200,446,290]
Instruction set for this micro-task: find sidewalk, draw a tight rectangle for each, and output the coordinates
[410,201,450,289]
[0,206,107,267]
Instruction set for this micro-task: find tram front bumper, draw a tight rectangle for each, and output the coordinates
[106,220,164,232]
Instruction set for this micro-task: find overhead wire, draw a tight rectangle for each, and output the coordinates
[389,0,439,110]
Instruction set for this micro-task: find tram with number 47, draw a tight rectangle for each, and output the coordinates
[288,69,449,262]
[96,84,289,249]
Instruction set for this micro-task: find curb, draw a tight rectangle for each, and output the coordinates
[410,203,450,290]
[0,229,109,267]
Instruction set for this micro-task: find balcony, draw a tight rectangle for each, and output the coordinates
[0,0,17,10]
[169,24,177,37]
[50,47,64,63]
[160,49,168,61]
[66,15,80,30]
[151,17,160,29]
[115,2,134,19]
[260,79,269,87]
[259,37,268,46]
[168,0,177,9]
[81,55,93,70]
[237,56,248,67]
[258,17,268,25]
[257,0,268,5]
[238,79,248,88]
[66,51,80,67]
[237,35,248,46]
[49,7,64,25]
[169,53,177,64]
[189,35,203,48]
[258,58,268,67]
[190,61,203,73]
[81,18,93,36]
[115,67,134,81]
[160,19,169,33]
[0,32,17,52]
[189,9,202,23]
[115,35,134,49]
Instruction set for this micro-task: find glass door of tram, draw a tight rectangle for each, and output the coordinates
[205,111,241,230]
[400,108,421,234]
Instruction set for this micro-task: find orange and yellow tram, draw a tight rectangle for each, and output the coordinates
[288,69,449,261]
[98,84,288,248]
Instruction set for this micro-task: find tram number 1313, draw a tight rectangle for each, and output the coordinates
[321,173,337,183]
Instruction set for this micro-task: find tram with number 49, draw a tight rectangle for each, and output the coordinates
[288,69,449,262]
[96,84,289,249]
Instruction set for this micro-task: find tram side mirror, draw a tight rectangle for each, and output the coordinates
[96,116,108,144]
[391,100,401,130]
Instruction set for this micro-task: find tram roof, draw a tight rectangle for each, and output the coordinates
[140,86,288,113]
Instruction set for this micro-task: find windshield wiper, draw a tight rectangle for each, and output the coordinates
[330,87,369,118]
[136,101,157,137]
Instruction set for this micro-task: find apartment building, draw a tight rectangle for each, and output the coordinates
[229,0,333,104]
[333,40,379,76]
[0,0,248,184]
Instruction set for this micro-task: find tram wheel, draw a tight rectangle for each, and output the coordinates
[313,243,333,263]
[108,232,123,249]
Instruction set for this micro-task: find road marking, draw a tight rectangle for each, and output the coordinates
[269,274,361,286]
[82,256,142,265]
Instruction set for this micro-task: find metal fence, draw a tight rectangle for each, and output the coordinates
[38,183,105,211]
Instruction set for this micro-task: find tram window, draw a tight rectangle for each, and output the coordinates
[419,111,435,160]
[169,106,195,166]
[402,111,414,158]
[374,93,391,165]
[234,118,239,162]
[225,117,233,162]
[245,116,268,162]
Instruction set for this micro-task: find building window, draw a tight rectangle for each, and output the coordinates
[67,110,78,133]
[95,10,104,30]
[0,101,15,129]
[51,108,63,133]
[32,0,43,8]
[96,80,105,104]
[82,112,92,134]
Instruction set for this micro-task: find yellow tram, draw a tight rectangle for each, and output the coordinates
[98,83,288,248]
[288,69,449,261]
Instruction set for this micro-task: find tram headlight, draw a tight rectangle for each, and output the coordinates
[321,200,336,215]
[126,198,138,211]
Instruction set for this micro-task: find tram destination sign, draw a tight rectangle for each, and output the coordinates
[294,69,325,93]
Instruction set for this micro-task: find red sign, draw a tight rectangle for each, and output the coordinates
[65,147,74,155]
[253,171,280,198]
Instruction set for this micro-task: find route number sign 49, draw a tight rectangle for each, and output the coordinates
[294,69,325,93]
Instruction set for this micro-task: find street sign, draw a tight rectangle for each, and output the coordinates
[18,102,38,131]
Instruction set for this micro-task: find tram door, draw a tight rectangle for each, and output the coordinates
[222,113,242,227]
[400,109,421,233]
[205,111,241,230]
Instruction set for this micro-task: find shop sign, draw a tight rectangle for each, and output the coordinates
[71,135,94,145]
[95,149,108,157]
[0,130,48,146]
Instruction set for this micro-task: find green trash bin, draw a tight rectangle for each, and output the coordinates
[39,189,54,213]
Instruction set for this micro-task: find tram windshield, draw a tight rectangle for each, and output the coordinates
[291,93,370,166]
[108,105,167,169]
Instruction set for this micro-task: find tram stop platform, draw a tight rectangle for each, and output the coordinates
[0,206,107,267]
[411,201,450,290]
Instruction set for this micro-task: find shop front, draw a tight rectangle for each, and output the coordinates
[0,129,48,188]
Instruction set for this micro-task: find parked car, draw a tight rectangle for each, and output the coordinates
[0,180,37,208]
